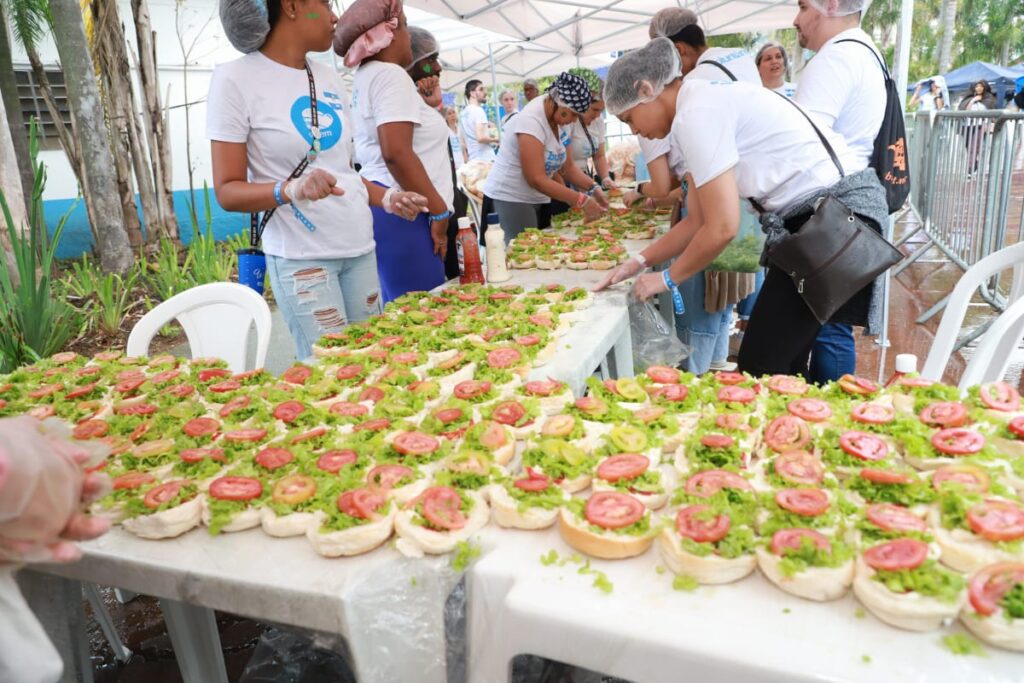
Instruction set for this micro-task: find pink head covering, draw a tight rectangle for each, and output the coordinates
[335,0,403,68]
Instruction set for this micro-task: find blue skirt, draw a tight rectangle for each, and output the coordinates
[370,198,447,305]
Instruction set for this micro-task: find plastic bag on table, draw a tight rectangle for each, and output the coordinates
[628,293,690,371]
[707,202,764,273]
[239,627,357,683]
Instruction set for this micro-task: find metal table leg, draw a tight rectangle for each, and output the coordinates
[83,583,132,663]
[158,598,229,683]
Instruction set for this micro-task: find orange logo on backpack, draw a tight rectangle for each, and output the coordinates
[888,137,907,172]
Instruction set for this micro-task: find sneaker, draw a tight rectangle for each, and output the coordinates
[709,360,737,372]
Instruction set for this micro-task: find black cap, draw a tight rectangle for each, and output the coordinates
[487,213,500,224]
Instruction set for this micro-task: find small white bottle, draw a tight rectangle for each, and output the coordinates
[885,353,918,387]
[484,213,511,283]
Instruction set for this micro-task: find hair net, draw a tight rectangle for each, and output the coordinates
[805,0,871,17]
[219,0,271,53]
[335,0,402,68]
[548,72,593,114]
[648,8,698,40]
[406,26,439,67]
[604,38,680,116]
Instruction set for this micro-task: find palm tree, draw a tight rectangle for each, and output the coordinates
[0,0,43,210]
[48,0,133,274]
[936,0,957,73]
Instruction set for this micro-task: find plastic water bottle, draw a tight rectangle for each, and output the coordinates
[885,353,918,387]
[484,213,510,283]
[456,217,485,284]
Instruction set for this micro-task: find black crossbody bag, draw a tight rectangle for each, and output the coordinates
[752,93,903,324]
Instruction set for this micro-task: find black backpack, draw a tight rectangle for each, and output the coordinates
[836,39,910,214]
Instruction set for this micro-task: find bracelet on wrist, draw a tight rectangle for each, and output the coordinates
[428,209,453,222]
[274,180,288,206]
[662,269,685,315]
[635,252,648,268]
[586,183,600,196]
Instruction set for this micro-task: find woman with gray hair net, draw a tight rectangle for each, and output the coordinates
[595,38,888,378]
[208,0,427,359]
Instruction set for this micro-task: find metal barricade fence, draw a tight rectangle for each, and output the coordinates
[898,110,1024,327]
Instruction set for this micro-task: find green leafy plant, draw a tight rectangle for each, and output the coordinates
[143,235,192,301]
[0,119,83,372]
[63,254,105,299]
[94,269,140,336]
[185,182,233,285]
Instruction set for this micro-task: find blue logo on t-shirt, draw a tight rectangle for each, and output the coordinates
[290,96,342,151]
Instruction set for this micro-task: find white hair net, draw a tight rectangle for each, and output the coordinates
[805,0,871,17]
[603,38,680,116]
[219,0,271,54]
[407,26,439,67]
[648,7,698,40]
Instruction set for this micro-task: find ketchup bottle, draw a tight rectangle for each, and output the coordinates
[456,216,485,284]
[885,353,919,388]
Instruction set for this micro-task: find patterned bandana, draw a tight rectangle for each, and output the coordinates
[548,72,593,114]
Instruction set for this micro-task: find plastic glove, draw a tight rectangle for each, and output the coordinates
[284,168,345,202]
[582,196,606,223]
[592,256,645,292]
[623,189,643,207]
[591,187,610,209]
[0,417,111,564]
[601,177,618,191]
[633,271,669,302]
[384,188,429,220]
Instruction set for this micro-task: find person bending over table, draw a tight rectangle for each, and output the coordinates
[595,38,887,377]
[568,90,617,191]
[482,72,609,242]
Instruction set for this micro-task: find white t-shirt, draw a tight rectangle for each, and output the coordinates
[774,81,798,99]
[689,47,760,85]
[449,129,464,171]
[460,103,497,163]
[206,52,373,260]
[638,135,670,164]
[569,117,605,171]
[794,27,885,174]
[482,96,570,204]
[351,61,453,212]
[671,79,856,213]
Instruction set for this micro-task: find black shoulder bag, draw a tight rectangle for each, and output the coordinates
[753,93,903,324]
[835,39,910,214]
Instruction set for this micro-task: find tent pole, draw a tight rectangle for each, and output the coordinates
[488,43,499,128]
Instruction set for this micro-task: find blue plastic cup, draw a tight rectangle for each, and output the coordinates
[237,248,267,294]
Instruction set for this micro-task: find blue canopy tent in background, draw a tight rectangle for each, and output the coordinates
[909,61,1024,106]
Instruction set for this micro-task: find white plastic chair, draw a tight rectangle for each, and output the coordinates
[921,241,1024,382]
[127,282,272,373]
[958,294,1024,388]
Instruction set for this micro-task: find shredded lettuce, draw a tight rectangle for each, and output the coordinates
[872,559,965,603]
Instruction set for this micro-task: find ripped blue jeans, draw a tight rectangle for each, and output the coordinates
[266,251,382,361]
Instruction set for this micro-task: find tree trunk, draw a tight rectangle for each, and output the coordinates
[130,0,177,242]
[0,5,35,215]
[936,0,957,73]
[49,0,132,274]
[0,94,25,288]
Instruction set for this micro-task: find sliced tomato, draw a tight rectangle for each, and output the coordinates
[28,382,63,398]
[967,499,1024,542]
[931,428,985,456]
[454,380,491,400]
[168,384,196,398]
[224,428,267,443]
[113,471,155,490]
[575,396,608,414]
[863,538,929,572]
[767,375,809,395]
[114,401,158,416]
[273,400,306,423]
[715,413,748,431]
[514,473,551,492]
[787,398,832,423]
[272,474,317,506]
[76,366,102,378]
[1009,416,1024,439]
[231,369,262,382]
[717,386,756,404]
[584,491,645,529]
[861,468,913,485]
[94,350,123,362]
[208,379,242,393]
[338,488,387,519]
[358,386,386,404]
[255,447,294,471]
[850,402,895,425]
[180,447,224,463]
[51,351,78,365]
[436,351,467,371]
[367,464,414,490]
[487,348,523,369]
[775,488,829,517]
[771,528,831,555]
[27,405,56,420]
[524,379,564,396]
[354,417,390,432]
[932,464,990,493]
[838,374,878,395]
[129,421,152,442]
[391,351,421,365]
[393,431,440,456]
[658,384,689,402]
[715,372,746,385]
[290,426,327,444]
[197,368,230,383]
[282,365,313,385]
[866,503,927,533]
[209,476,262,501]
[968,562,1024,616]
[143,481,187,510]
[529,313,553,328]
[435,408,464,425]
[979,382,1021,413]
[336,364,365,381]
[919,402,969,428]
[774,450,825,486]
[515,334,542,346]
[72,419,109,440]
[700,433,735,449]
[183,417,220,438]
[151,370,182,386]
[634,406,666,424]
[115,368,146,382]
[219,395,250,418]
[684,470,752,497]
[477,421,509,450]
[646,365,680,384]
[65,382,99,400]
[596,454,649,482]
[675,505,731,543]
[764,415,812,453]
[492,401,527,426]
[379,335,405,348]
[421,486,467,530]
[481,328,502,342]
[898,377,935,388]
[839,431,890,462]
[317,449,358,473]
[329,401,368,417]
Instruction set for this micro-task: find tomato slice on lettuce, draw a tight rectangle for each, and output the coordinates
[209,476,262,501]
[968,562,1024,616]
[774,450,825,486]
[646,366,680,384]
[931,464,990,493]
[717,386,756,404]
[367,464,415,490]
[183,417,220,438]
[863,538,929,572]
[860,468,913,485]
[272,475,317,506]
[764,415,811,453]
[775,488,829,517]
[273,400,306,423]
[281,365,313,385]
[596,454,649,482]
[865,503,927,533]
[919,402,969,428]
[838,374,878,395]
[393,432,440,456]
[700,433,735,449]
[931,428,985,456]
[967,499,1024,542]
[143,481,189,510]
[787,398,832,423]
[583,491,645,530]
[767,375,809,396]
[317,449,358,473]
[421,486,467,530]
[675,505,731,543]
[850,402,894,425]
[684,470,752,497]
[771,528,830,556]
[839,431,890,462]
[255,447,294,471]
[73,419,109,440]
[113,471,155,490]
[979,382,1021,413]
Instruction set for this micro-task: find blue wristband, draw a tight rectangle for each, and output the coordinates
[429,209,453,222]
[273,180,287,206]
[662,270,685,315]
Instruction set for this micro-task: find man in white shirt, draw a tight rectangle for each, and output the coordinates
[459,79,499,163]
[793,0,885,383]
